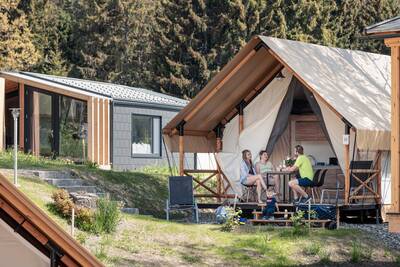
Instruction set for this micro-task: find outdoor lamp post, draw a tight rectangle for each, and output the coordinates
[10,108,20,187]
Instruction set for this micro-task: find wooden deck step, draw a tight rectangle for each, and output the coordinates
[254,211,295,215]
[257,203,294,207]
[249,219,331,227]
[252,211,294,219]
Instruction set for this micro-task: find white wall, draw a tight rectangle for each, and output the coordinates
[297,141,335,165]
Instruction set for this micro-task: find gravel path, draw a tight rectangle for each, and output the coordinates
[342,223,400,250]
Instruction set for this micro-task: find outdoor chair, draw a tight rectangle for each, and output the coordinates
[310,169,327,203]
[165,176,199,223]
[307,169,320,203]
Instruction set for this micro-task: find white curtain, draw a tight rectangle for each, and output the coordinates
[217,72,293,195]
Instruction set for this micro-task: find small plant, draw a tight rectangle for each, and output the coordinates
[85,161,98,169]
[304,243,321,256]
[75,232,88,245]
[350,240,362,263]
[92,198,122,234]
[290,210,308,236]
[221,208,243,232]
[318,249,331,264]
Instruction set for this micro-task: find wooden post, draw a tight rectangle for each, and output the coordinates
[177,121,185,176]
[376,151,382,205]
[19,83,24,150]
[214,124,223,201]
[385,38,400,232]
[0,78,4,151]
[344,124,350,205]
[237,101,245,134]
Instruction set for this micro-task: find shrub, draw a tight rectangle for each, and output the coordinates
[51,189,74,218]
[92,198,121,234]
[221,208,243,232]
[75,206,94,232]
[290,210,308,236]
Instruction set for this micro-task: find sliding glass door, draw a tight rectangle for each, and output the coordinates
[25,86,88,161]
[59,96,88,161]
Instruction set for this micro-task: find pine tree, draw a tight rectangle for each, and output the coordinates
[68,0,125,81]
[0,0,39,70]
[26,0,72,75]
[153,0,210,98]
[335,0,400,54]
[109,0,158,89]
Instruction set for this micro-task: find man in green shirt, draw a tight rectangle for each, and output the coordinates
[285,145,314,203]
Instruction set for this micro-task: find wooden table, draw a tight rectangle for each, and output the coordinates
[265,170,296,203]
[266,165,342,203]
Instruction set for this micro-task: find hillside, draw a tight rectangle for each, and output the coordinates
[0,155,398,265]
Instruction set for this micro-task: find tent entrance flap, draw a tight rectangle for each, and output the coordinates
[266,77,337,166]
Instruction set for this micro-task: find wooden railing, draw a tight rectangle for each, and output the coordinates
[183,168,235,200]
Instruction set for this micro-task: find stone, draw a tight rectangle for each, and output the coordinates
[70,192,98,209]
[121,208,139,214]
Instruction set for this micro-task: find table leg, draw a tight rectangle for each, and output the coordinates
[288,174,292,203]
[283,174,286,203]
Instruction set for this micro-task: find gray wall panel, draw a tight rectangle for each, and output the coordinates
[112,104,181,170]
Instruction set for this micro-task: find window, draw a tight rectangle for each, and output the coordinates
[131,114,161,157]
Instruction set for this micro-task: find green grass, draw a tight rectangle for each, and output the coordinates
[0,151,169,217]
[1,152,400,266]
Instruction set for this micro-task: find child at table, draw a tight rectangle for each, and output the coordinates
[262,189,279,220]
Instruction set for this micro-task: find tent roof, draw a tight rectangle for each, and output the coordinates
[364,16,400,38]
[0,173,104,266]
[164,36,391,136]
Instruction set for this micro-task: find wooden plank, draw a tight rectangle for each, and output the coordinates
[0,199,48,245]
[344,143,350,205]
[104,99,110,165]
[99,99,104,166]
[184,169,218,173]
[295,121,326,141]
[194,194,236,198]
[179,135,184,176]
[223,63,283,125]
[60,255,79,267]
[0,78,4,150]
[87,97,93,162]
[376,151,382,204]
[390,44,400,213]
[19,83,24,150]
[290,115,318,122]
[184,50,257,123]
[32,92,40,156]
[0,175,104,267]
[93,98,99,164]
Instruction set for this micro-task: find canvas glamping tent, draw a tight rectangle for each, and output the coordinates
[163,36,391,209]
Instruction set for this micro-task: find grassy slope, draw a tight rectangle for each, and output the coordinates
[1,152,400,266]
[0,151,169,216]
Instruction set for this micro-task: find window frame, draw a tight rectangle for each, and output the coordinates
[131,113,162,158]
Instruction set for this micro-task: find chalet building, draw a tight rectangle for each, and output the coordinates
[0,72,187,170]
